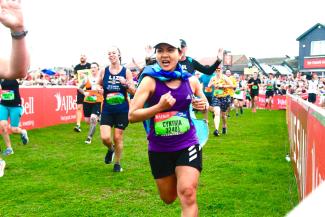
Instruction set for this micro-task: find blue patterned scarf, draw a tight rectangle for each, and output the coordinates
[138,63,192,84]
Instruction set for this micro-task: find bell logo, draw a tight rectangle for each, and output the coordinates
[55,93,77,114]
[21,97,35,115]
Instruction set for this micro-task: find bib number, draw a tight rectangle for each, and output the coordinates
[154,111,190,136]
[267,85,273,90]
[85,95,97,103]
[106,93,125,105]
[1,91,15,100]
[235,89,241,95]
[252,85,258,90]
[214,89,224,96]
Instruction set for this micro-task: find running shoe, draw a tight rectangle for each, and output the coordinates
[240,107,243,114]
[252,108,256,113]
[222,127,227,134]
[213,129,220,137]
[236,113,239,117]
[113,163,123,172]
[3,147,14,156]
[21,129,29,145]
[104,148,115,164]
[0,160,5,177]
[74,125,81,132]
[85,137,92,144]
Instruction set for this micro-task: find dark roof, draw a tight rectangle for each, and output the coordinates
[229,64,247,72]
[296,23,325,41]
[284,58,298,71]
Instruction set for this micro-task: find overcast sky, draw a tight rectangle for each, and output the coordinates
[0,0,324,69]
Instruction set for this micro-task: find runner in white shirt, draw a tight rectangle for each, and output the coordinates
[233,74,245,116]
[307,73,319,104]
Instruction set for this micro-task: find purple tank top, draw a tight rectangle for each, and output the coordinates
[147,78,199,152]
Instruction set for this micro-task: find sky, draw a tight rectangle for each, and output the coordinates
[0,0,324,69]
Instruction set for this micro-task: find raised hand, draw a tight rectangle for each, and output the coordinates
[0,0,24,31]
[217,48,224,61]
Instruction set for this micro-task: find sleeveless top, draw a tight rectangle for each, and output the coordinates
[102,66,128,114]
[212,74,230,98]
[0,79,21,107]
[147,78,198,152]
[83,76,103,103]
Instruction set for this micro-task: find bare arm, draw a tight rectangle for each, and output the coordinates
[0,0,29,79]
[190,76,208,111]
[125,69,136,95]
[78,79,87,95]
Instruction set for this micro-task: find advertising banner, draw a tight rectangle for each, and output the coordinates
[257,94,287,110]
[287,94,325,201]
[20,87,77,130]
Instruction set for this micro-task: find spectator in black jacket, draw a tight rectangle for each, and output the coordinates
[179,39,223,75]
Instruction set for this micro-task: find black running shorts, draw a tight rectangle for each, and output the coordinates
[77,91,85,104]
[148,144,202,179]
[100,113,129,130]
[83,102,101,118]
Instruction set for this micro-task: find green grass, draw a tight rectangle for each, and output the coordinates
[0,109,298,216]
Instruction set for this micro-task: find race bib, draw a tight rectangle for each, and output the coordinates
[214,89,224,96]
[235,89,241,95]
[267,85,273,90]
[85,95,97,103]
[1,90,15,100]
[154,111,190,136]
[106,92,125,105]
[252,85,258,90]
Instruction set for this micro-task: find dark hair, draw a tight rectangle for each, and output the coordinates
[91,62,99,68]
[116,47,122,63]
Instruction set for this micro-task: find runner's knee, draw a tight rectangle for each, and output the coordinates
[178,185,196,206]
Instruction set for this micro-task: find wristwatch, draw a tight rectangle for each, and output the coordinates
[11,30,28,40]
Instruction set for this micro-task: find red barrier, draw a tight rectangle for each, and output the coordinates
[287,94,325,200]
[256,94,287,110]
[19,87,77,130]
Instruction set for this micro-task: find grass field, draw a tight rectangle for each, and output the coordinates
[0,109,298,217]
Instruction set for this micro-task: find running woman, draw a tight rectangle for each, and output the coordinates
[248,72,261,112]
[0,79,29,156]
[233,74,245,116]
[129,38,208,217]
[78,62,103,144]
[98,46,135,172]
[264,73,276,110]
[0,0,30,177]
[225,69,237,117]
[208,67,233,136]
[73,54,91,132]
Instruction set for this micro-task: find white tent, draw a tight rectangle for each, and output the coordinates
[260,63,277,74]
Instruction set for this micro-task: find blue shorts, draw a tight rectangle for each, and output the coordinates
[0,104,23,127]
[211,95,230,112]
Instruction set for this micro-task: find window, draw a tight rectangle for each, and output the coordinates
[311,40,325,55]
